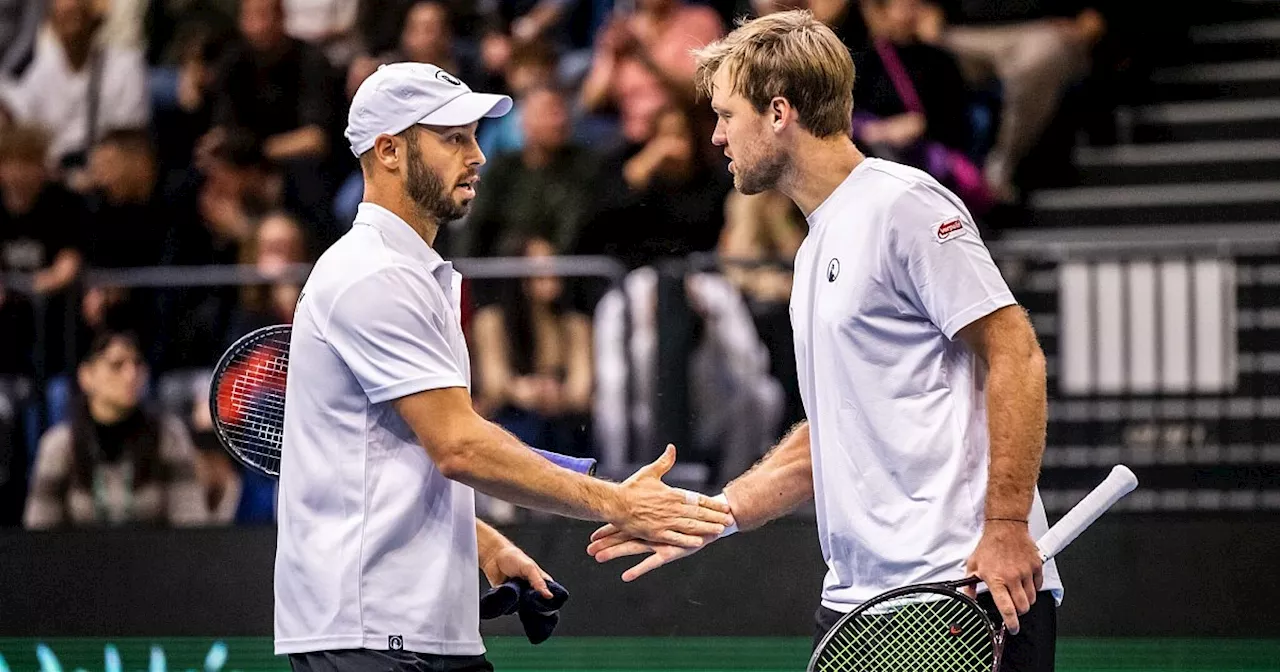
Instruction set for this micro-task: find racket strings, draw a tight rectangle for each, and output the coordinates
[815,592,993,672]
[214,332,292,476]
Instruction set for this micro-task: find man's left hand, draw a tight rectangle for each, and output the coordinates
[964,520,1043,635]
[483,546,554,600]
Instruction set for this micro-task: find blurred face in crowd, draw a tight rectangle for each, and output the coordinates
[710,65,788,195]
[88,141,156,204]
[401,124,484,224]
[521,89,570,153]
[522,238,562,306]
[254,213,306,276]
[79,336,147,417]
[864,0,922,43]
[507,61,555,98]
[401,2,451,62]
[241,0,286,52]
[51,0,95,47]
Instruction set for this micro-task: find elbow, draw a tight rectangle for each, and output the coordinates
[432,436,478,482]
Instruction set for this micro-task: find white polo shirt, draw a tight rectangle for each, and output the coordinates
[791,158,1063,612]
[274,202,483,656]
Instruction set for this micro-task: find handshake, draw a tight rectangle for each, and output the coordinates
[585,444,739,583]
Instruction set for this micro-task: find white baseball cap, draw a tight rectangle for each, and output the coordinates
[345,62,513,157]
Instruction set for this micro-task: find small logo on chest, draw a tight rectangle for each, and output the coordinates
[827,259,840,282]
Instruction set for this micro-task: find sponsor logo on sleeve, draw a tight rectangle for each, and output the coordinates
[934,218,967,244]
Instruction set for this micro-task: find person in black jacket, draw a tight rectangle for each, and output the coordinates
[853,0,991,214]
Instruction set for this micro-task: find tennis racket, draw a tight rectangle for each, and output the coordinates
[209,324,599,479]
[808,464,1139,672]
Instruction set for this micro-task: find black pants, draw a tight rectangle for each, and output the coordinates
[814,590,1057,672]
[289,649,493,672]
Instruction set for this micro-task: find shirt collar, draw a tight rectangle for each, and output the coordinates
[354,202,457,292]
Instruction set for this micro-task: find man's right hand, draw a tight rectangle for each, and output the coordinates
[611,445,733,548]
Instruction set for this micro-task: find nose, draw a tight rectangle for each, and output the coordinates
[467,137,486,169]
[711,118,727,147]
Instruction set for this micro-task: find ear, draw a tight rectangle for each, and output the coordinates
[769,96,792,133]
[372,134,402,169]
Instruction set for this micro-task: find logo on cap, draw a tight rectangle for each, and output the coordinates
[435,70,462,86]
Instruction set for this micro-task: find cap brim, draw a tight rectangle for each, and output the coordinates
[418,92,513,127]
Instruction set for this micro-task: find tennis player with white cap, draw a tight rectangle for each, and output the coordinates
[274,62,732,672]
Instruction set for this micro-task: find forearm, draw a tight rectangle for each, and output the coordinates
[439,417,622,522]
[476,518,516,573]
[983,351,1048,521]
[722,421,813,531]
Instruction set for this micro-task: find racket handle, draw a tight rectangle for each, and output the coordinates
[1036,465,1138,562]
[532,448,597,476]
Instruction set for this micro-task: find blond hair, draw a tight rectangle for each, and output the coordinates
[694,10,854,139]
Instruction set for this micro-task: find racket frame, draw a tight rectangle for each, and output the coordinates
[208,324,294,478]
[208,323,601,480]
[808,575,1005,672]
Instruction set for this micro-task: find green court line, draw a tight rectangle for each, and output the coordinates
[1,637,1276,671]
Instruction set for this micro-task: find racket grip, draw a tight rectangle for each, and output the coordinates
[1036,465,1138,562]
[532,448,597,476]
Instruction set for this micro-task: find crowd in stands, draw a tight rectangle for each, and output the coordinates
[0,0,1183,528]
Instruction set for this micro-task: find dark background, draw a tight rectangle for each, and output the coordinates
[3,515,1277,638]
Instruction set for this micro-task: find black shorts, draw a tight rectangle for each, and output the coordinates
[288,649,493,672]
[813,590,1057,672]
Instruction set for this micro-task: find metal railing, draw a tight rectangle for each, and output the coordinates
[5,235,1279,509]
[1,255,637,474]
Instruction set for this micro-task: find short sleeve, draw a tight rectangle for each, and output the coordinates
[325,266,467,404]
[887,183,1016,339]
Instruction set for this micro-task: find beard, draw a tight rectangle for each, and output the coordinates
[405,139,470,224]
[734,144,788,195]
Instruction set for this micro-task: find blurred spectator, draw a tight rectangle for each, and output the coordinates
[226,210,308,340]
[0,0,45,78]
[149,19,232,174]
[471,236,594,458]
[345,0,481,102]
[78,129,170,344]
[0,124,88,378]
[283,0,360,65]
[0,0,149,175]
[575,107,731,272]
[463,86,598,262]
[919,0,1106,201]
[143,0,236,66]
[594,266,783,488]
[207,0,337,168]
[853,0,992,215]
[579,0,723,145]
[24,329,207,529]
[186,380,241,524]
[736,0,868,54]
[717,189,806,429]
[475,39,560,162]
[152,130,280,376]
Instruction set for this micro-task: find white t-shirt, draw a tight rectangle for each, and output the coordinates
[274,202,483,656]
[790,158,1063,612]
[0,31,149,166]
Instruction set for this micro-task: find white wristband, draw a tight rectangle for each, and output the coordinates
[714,493,739,538]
